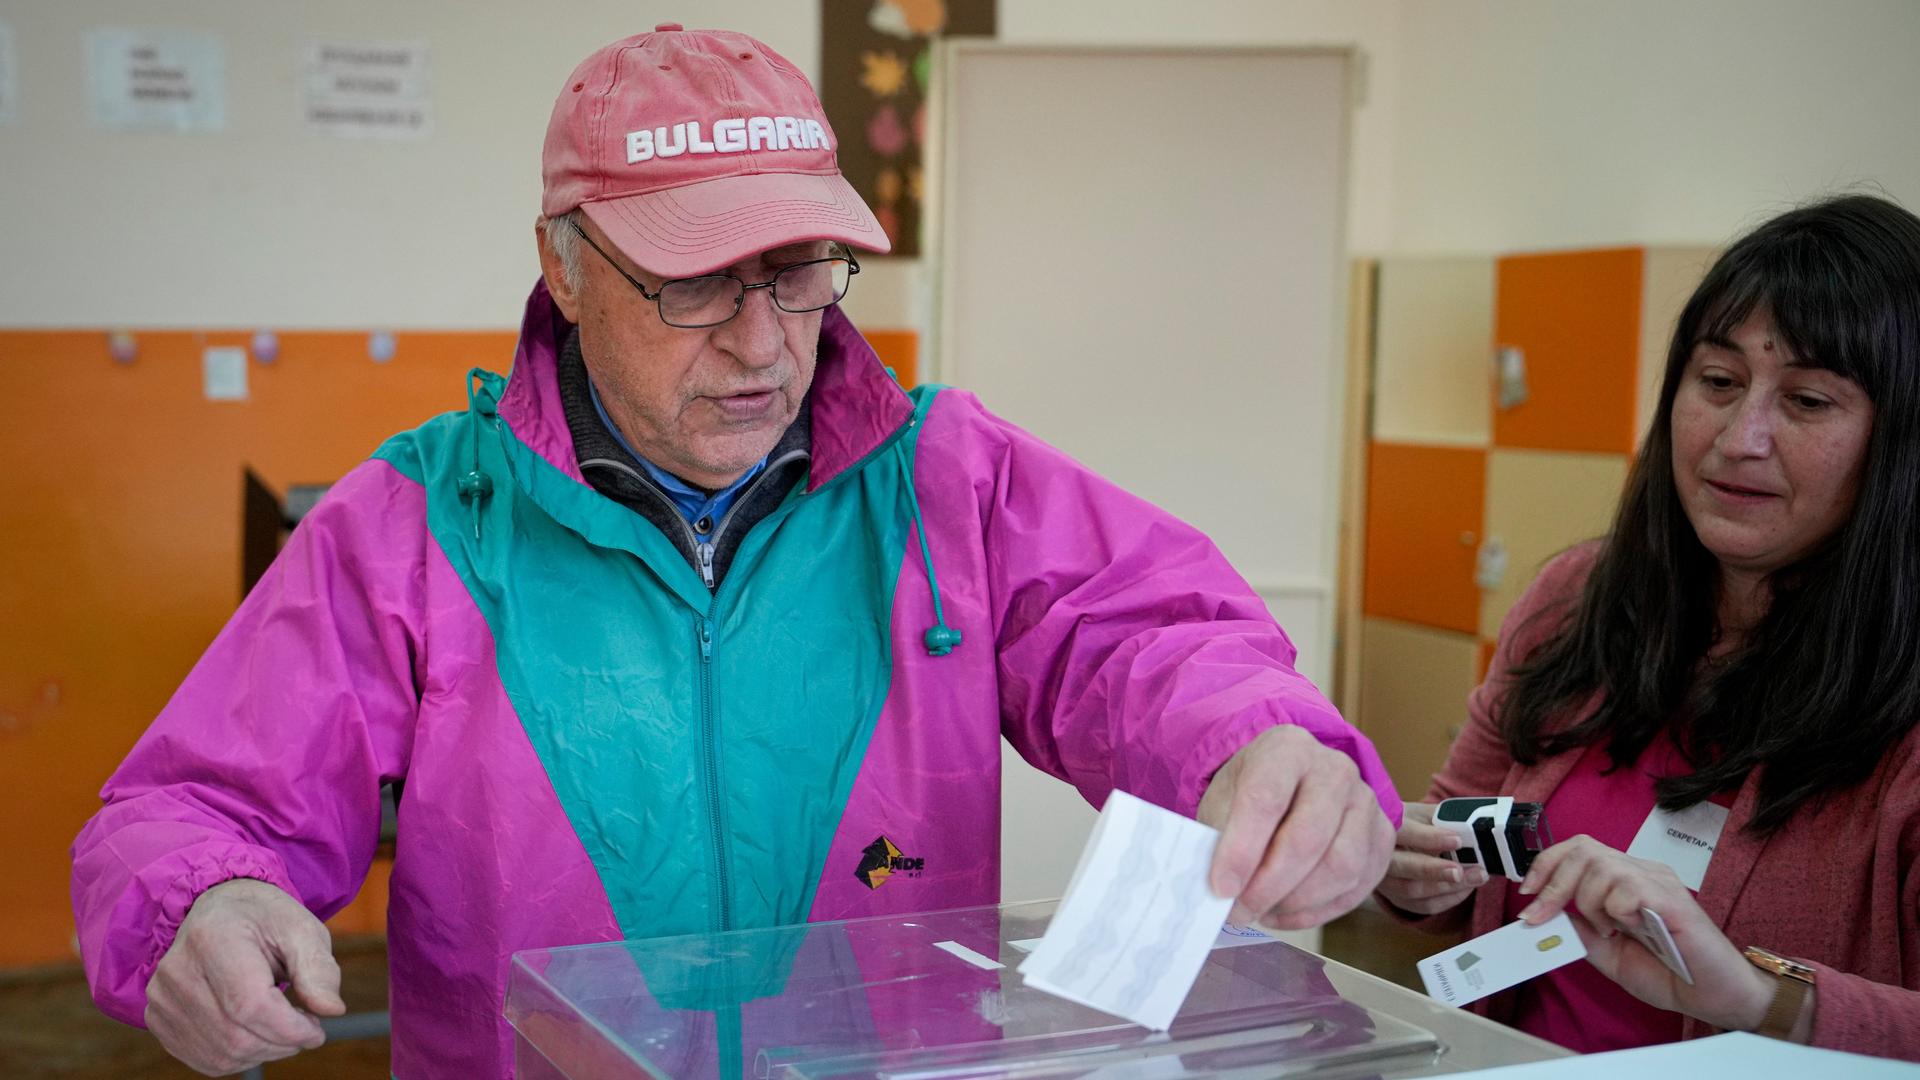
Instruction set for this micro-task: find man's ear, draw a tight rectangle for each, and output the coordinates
[535,216,583,324]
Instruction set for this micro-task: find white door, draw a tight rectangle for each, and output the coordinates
[931,43,1354,933]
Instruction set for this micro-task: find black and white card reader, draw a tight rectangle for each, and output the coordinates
[1433,796,1552,882]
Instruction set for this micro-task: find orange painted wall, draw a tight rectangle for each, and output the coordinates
[1493,248,1644,454]
[863,329,918,388]
[0,323,917,968]
[1362,443,1487,636]
[0,329,504,967]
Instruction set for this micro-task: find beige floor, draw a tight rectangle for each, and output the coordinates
[0,908,1460,1078]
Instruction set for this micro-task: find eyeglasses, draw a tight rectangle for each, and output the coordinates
[568,219,859,329]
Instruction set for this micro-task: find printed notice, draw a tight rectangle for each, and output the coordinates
[0,21,18,126]
[302,40,432,140]
[86,28,227,133]
[203,347,248,401]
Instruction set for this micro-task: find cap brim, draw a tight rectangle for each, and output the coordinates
[581,171,891,279]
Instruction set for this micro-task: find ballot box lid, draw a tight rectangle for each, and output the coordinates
[505,900,1440,1079]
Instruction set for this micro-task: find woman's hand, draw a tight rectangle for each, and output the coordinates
[1375,802,1490,916]
[1518,835,1780,1033]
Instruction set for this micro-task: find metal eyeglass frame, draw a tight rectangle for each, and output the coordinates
[566,218,859,328]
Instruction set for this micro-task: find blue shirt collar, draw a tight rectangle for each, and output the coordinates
[588,379,767,533]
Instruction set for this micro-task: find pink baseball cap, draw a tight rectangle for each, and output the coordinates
[542,23,889,279]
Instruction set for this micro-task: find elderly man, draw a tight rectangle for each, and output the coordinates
[71,24,1400,1078]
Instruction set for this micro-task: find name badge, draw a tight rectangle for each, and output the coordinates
[1625,800,1729,891]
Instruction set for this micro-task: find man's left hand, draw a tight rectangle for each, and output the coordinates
[1197,725,1395,930]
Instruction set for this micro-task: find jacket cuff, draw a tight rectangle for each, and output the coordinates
[1176,712,1277,818]
[1177,709,1405,830]
[112,849,301,1026]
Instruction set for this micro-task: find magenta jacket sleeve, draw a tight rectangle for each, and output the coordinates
[69,460,423,1027]
[958,396,1399,825]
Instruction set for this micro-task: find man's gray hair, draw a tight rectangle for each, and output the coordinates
[542,210,586,292]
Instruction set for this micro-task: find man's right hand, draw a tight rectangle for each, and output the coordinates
[1374,801,1491,916]
[145,878,346,1076]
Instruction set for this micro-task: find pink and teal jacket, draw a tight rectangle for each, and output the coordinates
[72,283,1400,1077]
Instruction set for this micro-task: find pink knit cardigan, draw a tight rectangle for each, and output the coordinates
[1395,544,1920,1059]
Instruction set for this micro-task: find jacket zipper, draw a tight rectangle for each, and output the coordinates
[695,612,729,931]
[585,449,807,593]
[581,457,732,927]
[685,448,805,928]
[698,448,808,589]
[587,422,914,933]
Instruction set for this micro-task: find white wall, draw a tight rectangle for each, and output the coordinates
[1390,0,1920,253]
[0,0,828,328]
[6,2,1919,327]
[0,0,1402,328]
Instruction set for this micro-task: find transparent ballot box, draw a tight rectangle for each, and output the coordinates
[506,901,1441,1079]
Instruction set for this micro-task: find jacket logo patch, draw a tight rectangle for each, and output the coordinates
[854,835,924,890]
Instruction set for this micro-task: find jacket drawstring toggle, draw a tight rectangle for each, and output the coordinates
[898,419,962,657]
[460,368,506,540]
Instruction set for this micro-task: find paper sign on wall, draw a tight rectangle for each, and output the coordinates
[0,21,18,126]
[203,346,248,401]
[301,40,432,140]
[87,28,227,133]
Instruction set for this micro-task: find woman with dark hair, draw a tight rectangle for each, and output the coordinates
[1377,194,1920,1059]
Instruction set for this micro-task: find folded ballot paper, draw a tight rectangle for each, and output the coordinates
[1018,790,1235,1031]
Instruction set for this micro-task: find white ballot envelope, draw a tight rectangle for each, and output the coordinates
[1018,790,1235,1031]
[1418,912,1587,1008]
